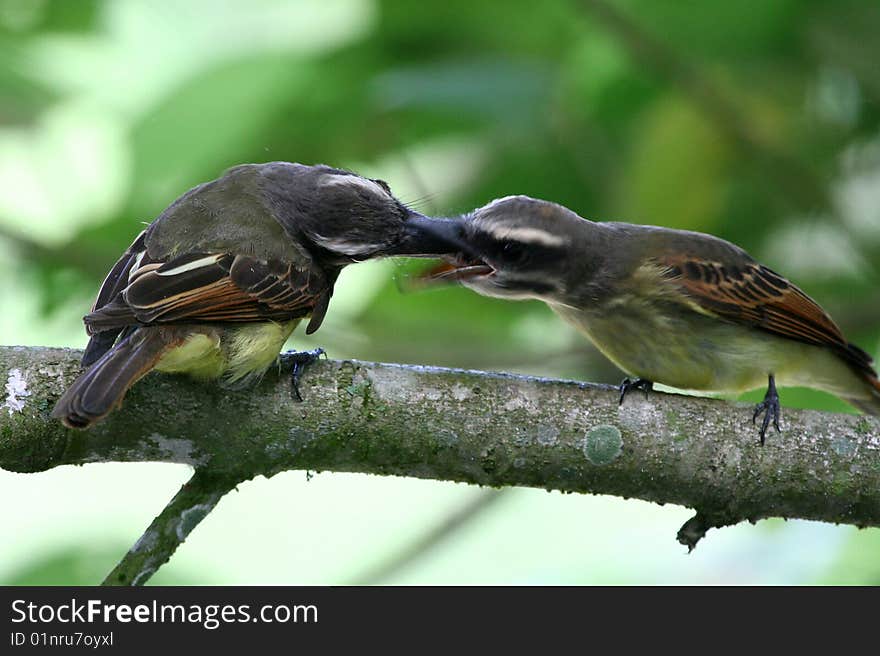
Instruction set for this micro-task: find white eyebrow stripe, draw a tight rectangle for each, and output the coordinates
[483,195,521,210]
[481,224,566,247]
[318,174,386,196]
[156,254,224,276]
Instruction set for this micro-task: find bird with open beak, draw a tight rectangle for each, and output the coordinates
[410,195,880,443]
[52,161,451,429]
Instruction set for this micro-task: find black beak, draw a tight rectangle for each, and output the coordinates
[386,212,479,258]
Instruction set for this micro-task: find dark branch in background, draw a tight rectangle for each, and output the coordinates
[578,0,833,215]
[350,489,509,585]
[1,345,879,584]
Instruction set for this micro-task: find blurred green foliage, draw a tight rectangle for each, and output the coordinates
[1,0,878,585]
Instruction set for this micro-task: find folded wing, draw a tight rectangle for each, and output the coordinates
[84,246,333,350]
[662,255,876,378]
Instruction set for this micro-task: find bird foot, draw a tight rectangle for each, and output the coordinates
[619,378,653,405]
[752,376,781,445]
[284,348,327,401]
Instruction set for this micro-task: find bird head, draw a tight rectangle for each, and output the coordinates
[410,195,599,303]
[254,162,458,263]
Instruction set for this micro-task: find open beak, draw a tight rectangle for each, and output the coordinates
[387,213,494,287]
[416,258,494,283]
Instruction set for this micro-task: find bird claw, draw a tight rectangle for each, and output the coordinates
[752,376,781,445]
[285,348,326,401]
[619,378,653,405]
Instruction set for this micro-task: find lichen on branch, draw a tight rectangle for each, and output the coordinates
[1,345,878,582]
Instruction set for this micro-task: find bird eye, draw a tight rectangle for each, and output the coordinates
[500,240,530,264]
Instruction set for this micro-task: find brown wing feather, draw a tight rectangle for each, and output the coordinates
[91,230,148,313]
[661,255,876,377]
[81,230,150,366]
[84,248,332,334]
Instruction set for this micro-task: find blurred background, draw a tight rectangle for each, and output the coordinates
[1,0,879,584]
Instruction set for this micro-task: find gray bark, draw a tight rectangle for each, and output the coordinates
[2,345,878,583]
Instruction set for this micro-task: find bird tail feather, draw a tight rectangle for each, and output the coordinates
[52,328,180,429]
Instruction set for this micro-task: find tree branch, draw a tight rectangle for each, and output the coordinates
[2,345,879,581]
[102,469,241,586]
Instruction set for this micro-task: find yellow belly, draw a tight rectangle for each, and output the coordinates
[550,302,864,398]
[154,320,299,385]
